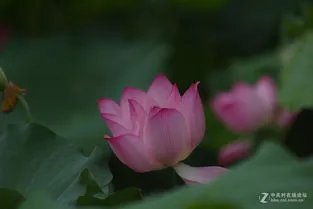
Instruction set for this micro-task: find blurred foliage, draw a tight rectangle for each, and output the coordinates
[1,0,313,208]
[0,123,111,204]
[283,109,313,158]
[76,170,142,207]
[281,1,313,41]
[77,187,142,207]
[199,106,238,149]
[18,193,73,209]
[119,142,313,209]
[171,0,229,10]
[207,52,280,95]
[6,140,313,209]
[109,157,184,195]
[0,0,141,35]
[78,169,105,200]
[0,0,228,36]
[186,202,239,209]
[0,34,168,205]
[0,188,25,209]
[279,31,313,110]
[0,35,168,151]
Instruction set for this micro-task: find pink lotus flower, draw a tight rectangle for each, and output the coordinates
[211,76,294,134]
[218,139,252,166]
[98,75,206,172]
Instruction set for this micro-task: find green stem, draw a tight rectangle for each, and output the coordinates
[171,168,179,188]
[17,95,33,122]
[0,68,9,87]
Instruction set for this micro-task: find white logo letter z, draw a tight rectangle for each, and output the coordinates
[260,192,269,203]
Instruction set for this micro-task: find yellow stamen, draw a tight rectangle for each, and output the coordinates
[1,82,26,113]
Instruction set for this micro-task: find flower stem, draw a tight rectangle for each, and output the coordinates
[171,168,179,187]
[17,94,33,122]
[0,68,9,86]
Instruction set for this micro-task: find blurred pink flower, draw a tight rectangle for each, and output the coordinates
[218,139,252,166]
[98,75,206,172]
[173,163,228,184]
[211,76,294,134]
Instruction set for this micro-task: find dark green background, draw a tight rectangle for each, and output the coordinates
[1,0,313,208]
